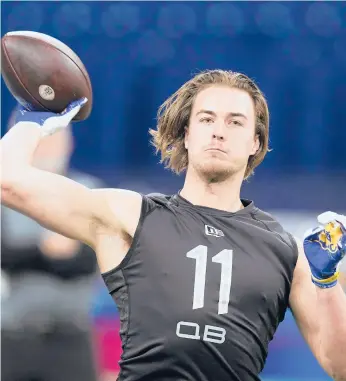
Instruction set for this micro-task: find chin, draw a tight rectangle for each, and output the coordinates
[195,159,234,183]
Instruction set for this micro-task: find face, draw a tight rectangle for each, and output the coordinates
[185,85,260,182]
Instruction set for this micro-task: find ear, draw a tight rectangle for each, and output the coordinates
[250,134,260,155]
[184,126,189,150]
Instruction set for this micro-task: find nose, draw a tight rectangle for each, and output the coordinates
[212,121,226,141]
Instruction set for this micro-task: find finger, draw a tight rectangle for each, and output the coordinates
[339,234,346,251]
[19,102,36,112]
[15,103,35,113]
[15,104,27,112]
[70,97,88,109]
[303,226,323,241]
[336,217,346,231]
[318,211,346,228]
[61,97,88,115]
[59,105,82,124]
[42,103,83,129]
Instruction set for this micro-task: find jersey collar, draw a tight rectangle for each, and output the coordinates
[172,193,256,218]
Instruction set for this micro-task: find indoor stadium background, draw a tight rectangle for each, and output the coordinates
[1,2,346,381]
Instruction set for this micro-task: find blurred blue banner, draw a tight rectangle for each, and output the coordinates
[2,2,346,184]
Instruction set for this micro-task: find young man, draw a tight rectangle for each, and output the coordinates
[2,70,346,381]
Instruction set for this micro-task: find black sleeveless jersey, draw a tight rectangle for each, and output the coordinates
[102,193,298,381]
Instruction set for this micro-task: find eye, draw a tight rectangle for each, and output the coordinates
[199,117,214,124]
[230,119,244,127]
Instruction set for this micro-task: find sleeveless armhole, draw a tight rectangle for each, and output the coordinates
[100,195,158,359]
[251,210,300,313]
[101,194,157,283]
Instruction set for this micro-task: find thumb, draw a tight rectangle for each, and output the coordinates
[60,98,88,116]
[58,98,88,125]
[59,105,82,124]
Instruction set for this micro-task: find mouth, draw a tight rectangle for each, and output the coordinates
[205,148,227,154]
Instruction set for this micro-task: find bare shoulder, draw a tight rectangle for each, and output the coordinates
[89,189,143,273]
[91,188,143,237]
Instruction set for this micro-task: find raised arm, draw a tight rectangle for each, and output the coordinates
[1,101,142,251]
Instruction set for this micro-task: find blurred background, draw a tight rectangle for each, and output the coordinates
[1,1,346,381]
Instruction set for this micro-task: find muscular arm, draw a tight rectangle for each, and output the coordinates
[340,259,346,290]
[1,121,142,252]
[290,240,346,381]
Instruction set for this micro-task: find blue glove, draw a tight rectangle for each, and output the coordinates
[13,98,88,137]
[304,212,346,288]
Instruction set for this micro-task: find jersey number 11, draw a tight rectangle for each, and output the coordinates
[187,245,233,315]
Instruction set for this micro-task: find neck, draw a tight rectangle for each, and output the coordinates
[180,166,245,213]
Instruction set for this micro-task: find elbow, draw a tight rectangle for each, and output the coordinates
[0,145,29,206]
[1,175,28,208]
[332,374,346,381]
[324,355,346,381]
[2,181,18,206]
[331,368,346,381]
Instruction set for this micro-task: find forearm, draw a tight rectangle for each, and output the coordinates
[1,122,44,208]
[317,284,346,380]
[340,262,346,291]
[0,120,95,245]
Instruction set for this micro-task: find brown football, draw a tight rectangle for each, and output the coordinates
[1,31,92,121]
